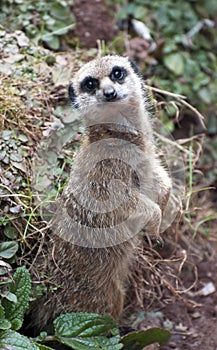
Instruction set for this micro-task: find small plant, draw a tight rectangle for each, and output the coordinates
[118,0,217,119]
[0,0,75,50]
[0,266,170,350]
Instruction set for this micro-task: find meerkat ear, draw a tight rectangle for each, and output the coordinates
[68,83,79,109]
[128,58,142,78]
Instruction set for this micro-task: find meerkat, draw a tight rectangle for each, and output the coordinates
[31,55,171,331]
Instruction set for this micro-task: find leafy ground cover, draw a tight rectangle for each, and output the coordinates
[0,0,217,349]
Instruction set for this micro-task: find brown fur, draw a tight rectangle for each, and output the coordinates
[31,56,171,331]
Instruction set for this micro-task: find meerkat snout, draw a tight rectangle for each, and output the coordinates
[102,85,117,101]
[100,76,117,101]
[99,77,118,102]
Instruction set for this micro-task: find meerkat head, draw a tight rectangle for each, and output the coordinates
[68,56,144,111]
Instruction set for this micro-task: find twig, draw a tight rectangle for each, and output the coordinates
[177,97,205,125]
[143,84,187,99]
[0,184,29,208]
[154,132,190,154]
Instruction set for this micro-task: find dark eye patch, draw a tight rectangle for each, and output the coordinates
[80,76,99,93]
[68,83,79,108]
[128,58,141,77]
[110,66,127,83]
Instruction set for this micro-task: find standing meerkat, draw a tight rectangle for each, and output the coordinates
[31,55,171,331]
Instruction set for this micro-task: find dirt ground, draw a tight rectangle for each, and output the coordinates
[160,249,217,350]
[72,0,118,48]
[71,2,217,349]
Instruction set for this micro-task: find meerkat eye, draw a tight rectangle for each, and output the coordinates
[110,66,127,82]
[85,79,94,89]
[80,77,99,93]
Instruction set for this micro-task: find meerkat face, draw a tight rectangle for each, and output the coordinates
[69,56,144,110]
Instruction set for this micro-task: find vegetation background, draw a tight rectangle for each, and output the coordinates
[0,0,216,349]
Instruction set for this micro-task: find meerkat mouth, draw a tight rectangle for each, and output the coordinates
[100,94,128,103]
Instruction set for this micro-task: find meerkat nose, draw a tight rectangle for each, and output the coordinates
[103,85,117,101]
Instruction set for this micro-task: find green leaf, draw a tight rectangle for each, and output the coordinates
[18,133,28,143]
[164,53,185,75]
[121,328,171,349]
[54,312,117,338]
[1,130,12,140]
[50,3,70,20]
[1,291,17,303]
[198,87,211,104]
[10,152,23,162]
[0,318,11,330]
[2,267,31,330]
[36,331,48,342]
[0,329,40,350]
[42,34,60,50]
[0,304,5,319]
[133,6,147,20]
[3,225,18,239]
[0,304,11,330]
[54,313,122,349]
[52,66,72,87]
[37,344,54,350]
[0,260,12,277]
[56,335,123,350]
[0,241,18,259]
[11,160,27,172]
